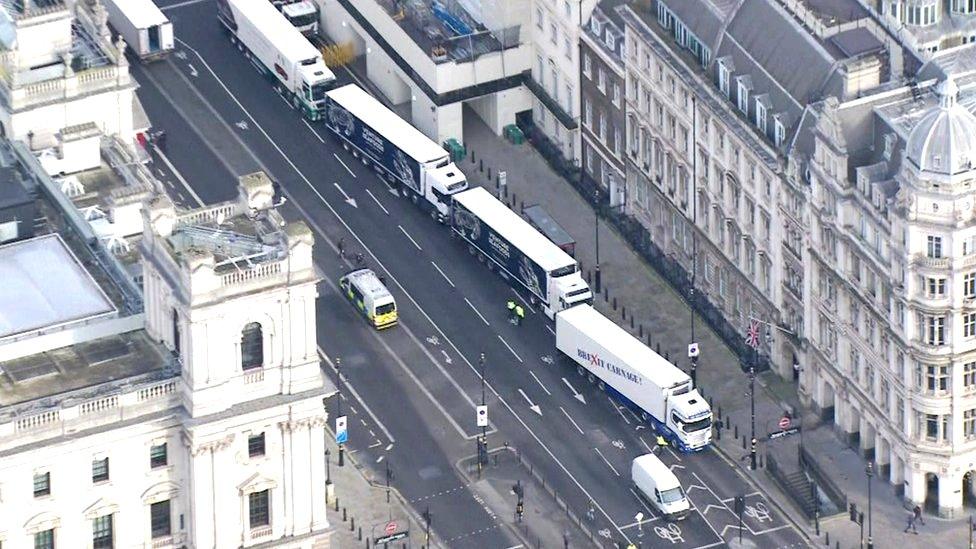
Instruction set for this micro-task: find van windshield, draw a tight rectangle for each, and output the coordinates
[376,303,396,316]
[659,487,685,504]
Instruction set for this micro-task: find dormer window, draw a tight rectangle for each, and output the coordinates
[755,97,767,133]
[606,32,616,50]
[736,77,751,114]
[718,59,731,98]
[774,116,786,147]
[590,17,602,35]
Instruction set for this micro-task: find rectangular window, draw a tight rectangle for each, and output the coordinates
[926,413,939,440]
[599,112,607,142]
[583,53,591,78]
[249,490,271,528]
[613,82,621,106]
[92,457,109,483]
[150,443,168,468]
[598,67,606,92]
[927,235,943,258]
[613,127,622,157]
[550,22,557,45]
[926,364,950,392]
[93,515,113,549]
[966,409,976,440]
[966,361,976,389]
[737,81,749,113]
[564,84,573,114]
[151,500,171,539]
[966,273,976,297]
[33,472,50,497]
[755,101,766,132]
[928,277,946,297]
[248,433,266,458]
[925,316,946,345]
[966,313,976,338]
[536,6,543,29]
[564,36,571,59]
[34,529,54,549]
[584,98,592,128]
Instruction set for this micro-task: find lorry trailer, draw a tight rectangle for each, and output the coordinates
[218,0,335,121]
[452,187,592,319]
[103,0,174,61]
[323,84,468,221]
[555,304,712,451]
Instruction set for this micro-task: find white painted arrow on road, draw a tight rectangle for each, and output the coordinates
[333,183,358,208]
[440,349,452,365]
[188,64,198,77]
[518,389,542,416]
[561,377,586,404]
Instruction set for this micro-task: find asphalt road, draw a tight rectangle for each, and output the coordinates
[139,2,811,547]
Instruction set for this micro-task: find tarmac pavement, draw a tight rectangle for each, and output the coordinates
[458,106,975,548]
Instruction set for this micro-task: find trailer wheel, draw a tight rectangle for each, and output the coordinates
[430,210,438,223]
[343,143,350,152]
[411,194,419,205]
[587,373,594,384]
[640,411,649,422]
[577,365,584,377]
[468,245,476,256]
[529,294,539,307]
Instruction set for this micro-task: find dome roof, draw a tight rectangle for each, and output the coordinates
[905,77,976,177]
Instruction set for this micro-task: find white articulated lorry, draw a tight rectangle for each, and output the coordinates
[271,0,320,36]
[452,187,593,319]
[103,0,174,61]
[218,0,335,121]
[555,305,712,451]
[322,84,468,221]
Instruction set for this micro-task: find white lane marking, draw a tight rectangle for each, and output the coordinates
[511,289,537,314]
[173,38,631,543]
[154,147,205,207]
[518,389,542,416]
[561,377,586,404]
[497,335,524,364]
[559,406,584,435]
[546,325,556,336]
[608,397,632,425]
[385,443,394,452]
[333,182,358,208]
[465,297,490,326]
[431,261,455,288]
[160,0,209,10]
[398,225,422,251]
[334,153,357,178]
[364,188,389,215]
[629,488,658,517]
[639,435,652,453]
[594,447,620,477]
[376,455,384,463]
[319,347,395,443]
[529,370,551,395]
[303,119,325,143]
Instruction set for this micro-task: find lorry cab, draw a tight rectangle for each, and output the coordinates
[296,58,334,120]
[426,160,468,222]
[339,269,398,329]
[548,265,592,315]
[665,387,712,451]
[631,454,690,520]
[279,1,319,36]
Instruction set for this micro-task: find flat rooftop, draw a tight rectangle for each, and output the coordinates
[0,329,169,407]
[0,233,116,341]
[373,0,508,63]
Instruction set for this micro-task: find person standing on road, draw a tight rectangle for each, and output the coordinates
[514,304,525,326]
[904,512,918,534]
[507,300,517,323]
[337,237,346,259]
[913,505,925,526]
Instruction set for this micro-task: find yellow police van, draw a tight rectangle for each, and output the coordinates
[339,268,398,330]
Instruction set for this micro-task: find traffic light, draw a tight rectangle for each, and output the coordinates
[733,496,745,514]
[858,512,864,526]
[849,502,858,523]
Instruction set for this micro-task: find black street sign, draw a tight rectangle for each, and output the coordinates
[768,426,801,440]
[375,531,408,545]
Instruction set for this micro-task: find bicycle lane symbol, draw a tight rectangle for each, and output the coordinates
[654,523,684,544]
[744,501,771,523]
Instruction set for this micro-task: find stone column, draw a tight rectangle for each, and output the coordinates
[308,416,329,532]
[278,419,297,537]
[938,472,962,519]
[904,467,926,506]
[186,434,235,549]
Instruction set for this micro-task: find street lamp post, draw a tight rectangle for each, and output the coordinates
[867,461,874,549]
[336,357,344,467]
[594,189,601,294]
[749,363,757,471]
[690,95,698,386]
[478,353,487,478]
[325,448,331,484]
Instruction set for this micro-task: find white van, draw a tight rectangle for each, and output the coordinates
[631,453,690,520]
[338,269,397,329]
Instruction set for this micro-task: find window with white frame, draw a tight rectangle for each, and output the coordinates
[564,36,571,59]
[614,126,622,157]
[966,272,976,297]
[927,235,944,258]
[564,0,571,18]
[755,100,766,132]
[718,60,730,97]
[774,119,785,145]
[737,80,749,113]
[966,361,976,389]
[590,17,601,35]
[923,315,946,345]
[583,53,591,77]
[606,32,615,50]
[536,6,544,29]
[613,82,621,106]
[599,111,607,142]
[598,67,606,92]
[550,22,558,44]
[564,84,573,114]
[966,409,976,440]
[584,98,592,127]
[966,313,976,338]
[536,55,544,83]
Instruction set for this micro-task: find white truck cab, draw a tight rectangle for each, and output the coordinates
[280,1,319,35]
[632,454,690,520]
[552,270,593,312]
[664,384,712,450]
[296,58,333,115]
[425,160,468,221]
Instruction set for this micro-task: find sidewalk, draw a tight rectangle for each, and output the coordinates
[325,427,442,549]
[458,107,972,549]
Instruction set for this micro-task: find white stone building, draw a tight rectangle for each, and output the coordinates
[0,0,145,163]
[875,0,976,53]
[0,171,333,548]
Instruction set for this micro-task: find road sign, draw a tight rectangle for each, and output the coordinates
[687,342,699,358]
[768,426,801,440]
[385,521,397,535]
[778,416,791,430]
[476,405,488,427]
[335,415,348,444]
[375,531,407,545]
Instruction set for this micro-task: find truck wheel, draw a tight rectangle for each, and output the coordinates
[529,294,539,307]
[641,411,649,422]
[430,210,438,223]
[292,96,300,110]
[343,143,350,152]
[577,365,584,377]
[468,245,475,256]
[597,380,605,391]
[587,373,594,384]
[411,194,419,205]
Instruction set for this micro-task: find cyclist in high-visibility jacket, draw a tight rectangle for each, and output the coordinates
[507,300,517,323]
[514,304,525,325]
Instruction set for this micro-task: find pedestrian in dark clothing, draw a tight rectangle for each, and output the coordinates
[904,513,918,534]
[355,252,365,266]
[337,237,345,259]
[913,505,925,526]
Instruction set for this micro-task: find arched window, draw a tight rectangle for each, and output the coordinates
[241,323,264,370]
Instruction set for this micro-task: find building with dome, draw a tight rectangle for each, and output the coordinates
[616,0,976,517]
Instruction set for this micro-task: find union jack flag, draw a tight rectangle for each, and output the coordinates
[745,320,761,349]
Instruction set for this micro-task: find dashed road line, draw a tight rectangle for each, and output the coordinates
[303,120,324,143]
[364,188,389,215]
[529,370,551,395]
[497,335,524,364]
[465,297,490,326]
[431,261,455,288]
[594,447,620,476]
[560,406,584,435]
[333,153,356,178]
[609,398,631,425]
[546,325,555,336]
[398,225,423,251]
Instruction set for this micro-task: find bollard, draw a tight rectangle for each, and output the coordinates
[639,324,643,338]
[734,425,738,438]
[471,150,476,163]
[504,184,508,198]
[479,159,484,172]
[665,352,670,362]
[603,286,609,302]
[718,406,723,421]
[835,542,839,549]
[613,297,617,310]
[825,532,829,546]
[343,508,347,522]
[586,270,591,283]
[358,527,362,541]
[520,200,525,211]
[367,539,371,549]
[647,333,652,347]
[622,306,626,319]
[656,343,661,353]
[741,435,746,449]
[726,416,730,430]
[759,453,764,468]
[335,497,340,512]
[715,424,721,440]
[488,167,492,180]
[631,316,635,329]
[350,517,355,532]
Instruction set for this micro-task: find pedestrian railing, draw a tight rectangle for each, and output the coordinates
[799,446,847,516]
